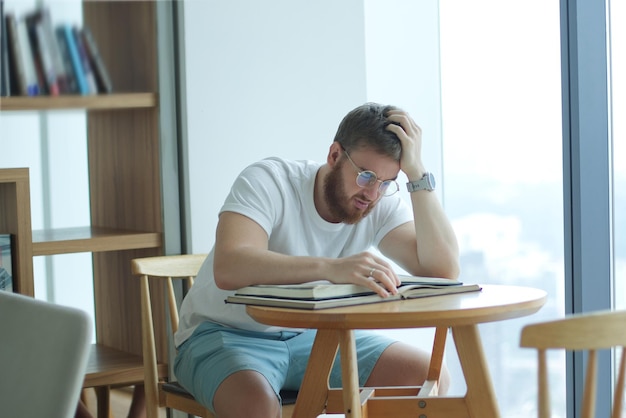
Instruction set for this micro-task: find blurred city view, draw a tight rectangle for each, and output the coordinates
[439,0,623,415]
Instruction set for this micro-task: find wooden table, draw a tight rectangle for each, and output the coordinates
[247,284,547,418]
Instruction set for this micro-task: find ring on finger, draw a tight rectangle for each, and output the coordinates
[368,267,376,277]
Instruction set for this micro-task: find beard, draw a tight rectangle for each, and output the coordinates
[323,160,376,225]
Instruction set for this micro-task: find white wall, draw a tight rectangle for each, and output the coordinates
[179,0,459,391]
[181,0,368,252]
[181,0,442,253]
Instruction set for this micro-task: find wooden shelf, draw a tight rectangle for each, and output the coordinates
[0,168,34,295]
[84,344,167,388]
[32,226,162,256]
[0,93,157,111]
[2,2,173,411]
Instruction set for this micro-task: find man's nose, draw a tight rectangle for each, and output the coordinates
[363,183,380,201]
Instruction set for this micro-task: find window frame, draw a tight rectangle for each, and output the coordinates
[561,0,613,416]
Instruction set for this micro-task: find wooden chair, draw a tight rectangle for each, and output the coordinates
[520,310,626,418]
[131,254,296,418]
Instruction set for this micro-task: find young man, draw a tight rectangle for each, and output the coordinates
[174,103,460,418]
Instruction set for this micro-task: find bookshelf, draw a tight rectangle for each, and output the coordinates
[0,1,178,414]
[0,92,156,110]
[0,168,34,296]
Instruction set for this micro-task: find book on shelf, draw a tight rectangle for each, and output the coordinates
[58,24,87,95]
[1,3,112,97]
[5,12,39,96]
[54,24,77,94]
[25,10,57,95]
[5,12,24,95]
[1,0,9,96]
[0,234,13,292]
[81,27,112,94]
[37,7,70,94]
[226,276,482,310]
[16,17,40,95]
[72,26,97,94]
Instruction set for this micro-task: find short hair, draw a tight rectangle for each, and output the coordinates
[333,102,402,160]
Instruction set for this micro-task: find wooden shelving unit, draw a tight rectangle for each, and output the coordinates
[0,168,34,296]
[0,2,175,414]
[0,92,157,111]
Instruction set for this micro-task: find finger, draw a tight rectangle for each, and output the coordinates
[385,122,408,140]
[370,256,401,286]
[363,261,399,294]
[360,275,393,298]
[386,112,421,135]
[369,269,398,296]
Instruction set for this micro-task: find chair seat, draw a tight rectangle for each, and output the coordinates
[161,381,195,398]
[279,389,299,405]
[162,381,299,406]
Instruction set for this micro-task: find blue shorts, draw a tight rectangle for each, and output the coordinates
[173,321,395,413]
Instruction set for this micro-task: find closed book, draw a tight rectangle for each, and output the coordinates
[80,27,112,93]
[1,0,9,96]
[38,7,70,94]
[35,23,59,95]
[25,10,61,95]
[15,18,39,95]
[5,13,24,95]
[54,26,77,94]
[24,13,49,95]
[72,26,97,94]
[59,24,87,95]
[226,283,482,310]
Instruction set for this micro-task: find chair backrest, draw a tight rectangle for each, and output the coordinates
[0,291,92,418]
[520,310,626,418]
[131,253,208,418]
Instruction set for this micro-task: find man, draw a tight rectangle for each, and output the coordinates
[174,103,460,418]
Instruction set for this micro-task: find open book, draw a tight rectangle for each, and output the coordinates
[225,275,482,310]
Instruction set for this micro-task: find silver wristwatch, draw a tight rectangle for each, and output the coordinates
[406,172,435,192]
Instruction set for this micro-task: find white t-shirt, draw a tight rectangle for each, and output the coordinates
[175,157,412,346]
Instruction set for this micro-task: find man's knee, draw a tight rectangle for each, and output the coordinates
[213,370,281,418]
[365,342,440,387]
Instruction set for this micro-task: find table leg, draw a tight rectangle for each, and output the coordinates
[451,324,500,418]
[421,326,449,396]
[292,329,339,418]
[338,330,362,418]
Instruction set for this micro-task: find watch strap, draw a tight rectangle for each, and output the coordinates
[406,172,435,192]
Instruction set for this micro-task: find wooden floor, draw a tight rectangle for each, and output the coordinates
[82,386,166,418]
[82,389,342,418]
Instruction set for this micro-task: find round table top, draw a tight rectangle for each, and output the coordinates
[246,284,547,330]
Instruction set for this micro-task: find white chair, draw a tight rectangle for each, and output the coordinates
[0,291,92,418]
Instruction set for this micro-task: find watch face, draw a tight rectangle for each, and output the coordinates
[427,172,436,189]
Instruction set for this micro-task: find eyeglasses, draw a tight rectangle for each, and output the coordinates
[343,149,399,197]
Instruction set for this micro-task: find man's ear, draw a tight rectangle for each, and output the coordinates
[327,142,343,166]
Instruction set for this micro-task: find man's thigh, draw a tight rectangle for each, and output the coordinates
[174,322,300,412]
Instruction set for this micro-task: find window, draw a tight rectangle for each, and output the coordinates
[440,1,564,414]
[610,0,625,311]
[608,0,625,412]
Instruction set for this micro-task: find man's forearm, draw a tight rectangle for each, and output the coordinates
[410,191,460,279]
[213,247,331,290]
